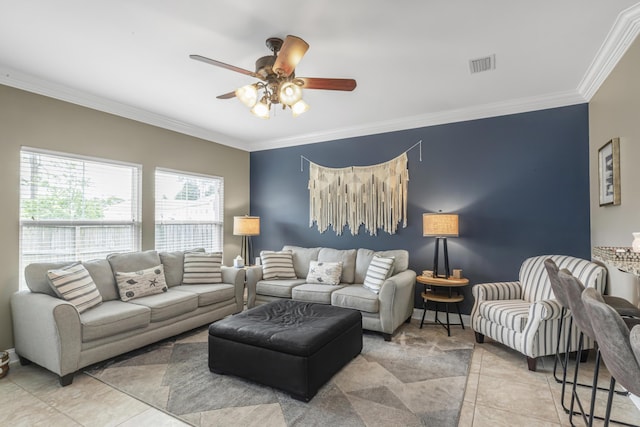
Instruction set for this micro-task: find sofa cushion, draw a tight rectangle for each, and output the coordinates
[25,261,76,297]
[257,279,306,298]
[115,265,169,302]
[478,300,530,333]
[306,261,343,285]
[127,289,198,322]
[107,250,162,275]
[318,248,357,284]
[331,285,380,313]
[261,250,297,279]
[283,246,321,279]
[292,283,345,304]
[83,259,119,301]
[172,284,236,307]
[182,252,223,284]
[355,249,409,283]
[159,248,205,287]
[47,263,103,313]
[80,300,151,342]
[362,255,395,294]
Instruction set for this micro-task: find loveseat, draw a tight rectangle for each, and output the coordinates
[245,246,416,340]
[11,249,244,386]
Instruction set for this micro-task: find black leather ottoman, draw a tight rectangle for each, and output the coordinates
[208,299,362,401]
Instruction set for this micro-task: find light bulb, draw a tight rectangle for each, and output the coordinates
[251,100,270,119]
[279,81,302,106]
[235,85,258,108]
[291,99,309,117]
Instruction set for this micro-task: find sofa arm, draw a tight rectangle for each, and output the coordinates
[470,281,522,331]
[377,270,417,334]
[11,291,82,378]
[519,298,568,357]
[245,266,263,308]
[222,266,246,311]
[472,281,523,303]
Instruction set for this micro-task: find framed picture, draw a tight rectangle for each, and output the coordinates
[598,138,621,206]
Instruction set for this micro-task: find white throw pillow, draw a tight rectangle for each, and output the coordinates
[306,261,343,285]
[47,262,103,313]
[116,265,168,301]
[363,255,395,294]
[182,252,223,284]
[261,250,297,279]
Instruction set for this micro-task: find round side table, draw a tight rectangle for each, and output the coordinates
[416,275,469,336]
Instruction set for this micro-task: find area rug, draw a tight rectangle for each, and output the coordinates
[85,321,473,426]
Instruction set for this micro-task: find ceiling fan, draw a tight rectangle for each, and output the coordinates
[190,35,357,119]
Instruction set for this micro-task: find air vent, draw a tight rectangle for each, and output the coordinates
[469,54,496,74]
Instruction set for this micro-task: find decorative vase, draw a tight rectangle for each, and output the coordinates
[633,232,640,253]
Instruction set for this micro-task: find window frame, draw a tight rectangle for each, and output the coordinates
[154,167,224,253]
[19,147,142,287]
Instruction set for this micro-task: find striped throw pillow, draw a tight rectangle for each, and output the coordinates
[261,250,297,279]
[363,255,395,294]
[182,252,223,284]
[47,262,103,313]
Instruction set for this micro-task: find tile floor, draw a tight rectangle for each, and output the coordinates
[1,323,639,426]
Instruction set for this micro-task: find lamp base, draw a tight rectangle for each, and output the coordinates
[432,237,451,279]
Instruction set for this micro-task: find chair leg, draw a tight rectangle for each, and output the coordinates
[604,377,616,427]
[382,333,392,342]
[569,332,589,426]
[527,357,537,371]
[475,332,484,343]
[588,349,601,427]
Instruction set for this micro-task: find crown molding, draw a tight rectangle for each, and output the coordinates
[3,0,635,155]
[0,66,252,151]
[578,3,640,100]
[248,90,587,151]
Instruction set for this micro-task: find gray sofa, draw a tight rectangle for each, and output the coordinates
[11,249,244,386]
[246,246,416,340]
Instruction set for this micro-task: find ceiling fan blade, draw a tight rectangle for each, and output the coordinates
[298,77,357,91]
[189,54,262,79]
[216,91,237,100]
[273,35,309,77]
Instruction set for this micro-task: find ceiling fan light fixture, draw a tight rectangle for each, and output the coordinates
[291,99,309,117]
[235,84,258,107]
[279,81,303,106]
[251,99,270,119]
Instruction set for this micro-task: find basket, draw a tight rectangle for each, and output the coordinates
[0,351,8,379]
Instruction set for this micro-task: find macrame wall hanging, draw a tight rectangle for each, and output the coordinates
[303,141,421,236]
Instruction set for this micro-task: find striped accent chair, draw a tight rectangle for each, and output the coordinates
[471,255,606,371]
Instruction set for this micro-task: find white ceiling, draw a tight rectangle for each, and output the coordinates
[1,1,639,152]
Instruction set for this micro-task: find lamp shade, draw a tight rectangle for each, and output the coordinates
[423,213,459,237]
[233,216,260,236]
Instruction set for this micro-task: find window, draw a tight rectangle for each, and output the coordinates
[19,148,141,287]
[155,168,224,252]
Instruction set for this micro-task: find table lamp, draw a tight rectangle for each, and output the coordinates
[423,213,459,278]
[233,215,260,265]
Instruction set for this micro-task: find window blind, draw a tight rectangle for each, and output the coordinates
[155,168,224,253]
[19,148,141,288]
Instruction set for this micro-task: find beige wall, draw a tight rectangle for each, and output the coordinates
[589,36,640,247]
[0,84,250,350]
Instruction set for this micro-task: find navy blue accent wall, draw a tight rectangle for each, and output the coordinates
[250,104,591,313]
